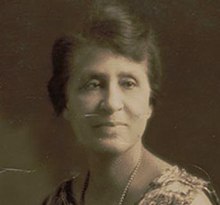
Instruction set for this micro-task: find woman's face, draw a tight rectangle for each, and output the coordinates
[63,48,152,154]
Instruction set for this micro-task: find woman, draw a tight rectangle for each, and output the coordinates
[43,1,219,204]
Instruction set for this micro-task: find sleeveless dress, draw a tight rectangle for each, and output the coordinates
[42,166,219,205]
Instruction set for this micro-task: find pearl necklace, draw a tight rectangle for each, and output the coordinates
[80,153,142,205]
[118,153,142,205]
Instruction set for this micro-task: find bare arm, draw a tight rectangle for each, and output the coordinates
[191,191,213,205]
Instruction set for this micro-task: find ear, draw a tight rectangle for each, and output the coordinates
[146,106,153,119]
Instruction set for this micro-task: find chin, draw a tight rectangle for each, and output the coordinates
[81,136,140,156]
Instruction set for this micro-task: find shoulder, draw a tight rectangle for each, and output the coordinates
[191,191,213,205]
[139,166,218,205]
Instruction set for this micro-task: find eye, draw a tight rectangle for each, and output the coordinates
[83,79,102,90]
[120,78,137,89]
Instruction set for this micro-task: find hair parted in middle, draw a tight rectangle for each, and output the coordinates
[48,0,162,116]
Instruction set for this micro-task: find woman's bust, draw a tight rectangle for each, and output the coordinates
[43,1,219,204]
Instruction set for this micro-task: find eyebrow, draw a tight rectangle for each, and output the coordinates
[79,70,145,82]
[79,72,107,82]
[118,72,141,79]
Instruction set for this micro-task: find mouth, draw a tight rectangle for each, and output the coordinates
[93,121,127,128]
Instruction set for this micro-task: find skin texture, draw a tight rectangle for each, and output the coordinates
[191,192,212,205]
[63,48,152,155]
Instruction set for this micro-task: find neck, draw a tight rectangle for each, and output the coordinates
[85,141,144,194]
[79,143,165,205]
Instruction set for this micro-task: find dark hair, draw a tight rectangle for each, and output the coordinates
[48,1,161,116]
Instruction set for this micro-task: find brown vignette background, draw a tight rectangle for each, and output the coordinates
[0,0,220,204]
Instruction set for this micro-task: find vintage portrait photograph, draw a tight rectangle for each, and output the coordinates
[0,0,219,204]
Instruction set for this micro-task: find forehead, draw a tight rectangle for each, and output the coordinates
[67,46,149,78]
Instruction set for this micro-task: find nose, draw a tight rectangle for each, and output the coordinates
[99,84,124,114]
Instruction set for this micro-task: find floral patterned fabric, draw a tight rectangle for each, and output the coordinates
[42,166,219,205]
[138,166,218,205]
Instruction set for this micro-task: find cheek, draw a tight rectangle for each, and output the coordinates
[68,92,101,116]
[126,91,151,117]
[129,104,150,120]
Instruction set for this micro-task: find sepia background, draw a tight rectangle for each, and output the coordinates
[0,0,220,204]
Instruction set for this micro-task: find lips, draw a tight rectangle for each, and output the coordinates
[93,121,127,128]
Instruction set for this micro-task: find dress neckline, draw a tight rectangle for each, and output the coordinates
[69,165,178,204]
